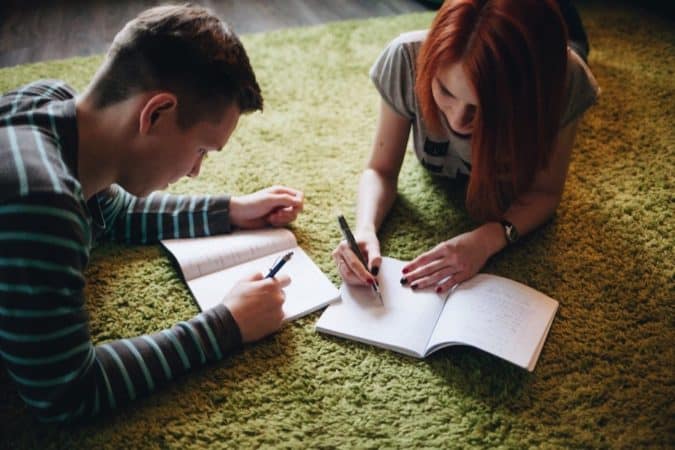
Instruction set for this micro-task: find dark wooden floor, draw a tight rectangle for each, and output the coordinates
[0,0,433,68]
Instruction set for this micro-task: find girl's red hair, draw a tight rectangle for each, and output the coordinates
[416,0,568,221]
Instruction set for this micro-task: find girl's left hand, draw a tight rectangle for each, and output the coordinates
[401,229,492,293]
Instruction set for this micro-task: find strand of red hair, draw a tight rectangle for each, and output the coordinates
[416,0,568,221]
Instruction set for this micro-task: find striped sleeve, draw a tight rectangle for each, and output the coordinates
[96,185,232,244]
[0,194,242,423]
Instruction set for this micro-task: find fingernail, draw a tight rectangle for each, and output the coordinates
[400,277,408,285]
[371,266,379,276]
[402,267,410,274]
[368,278,375,285]
[435,286,442,293]
[411,284,418,290]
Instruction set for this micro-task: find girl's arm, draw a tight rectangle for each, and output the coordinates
[482,118,580,255]
[356,100,412,234]
[402,118,580,292]
[333,100,411,284]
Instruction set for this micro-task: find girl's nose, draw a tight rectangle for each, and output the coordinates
[449,106,473,134]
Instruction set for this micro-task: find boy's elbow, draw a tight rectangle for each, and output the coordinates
[31,402,87,424]
[18,387,92,424]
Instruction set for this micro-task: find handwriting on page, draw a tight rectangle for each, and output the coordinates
[163,229,296,280]
[473,287,532,335]
[445,283,537,357]
[195,241,284,277]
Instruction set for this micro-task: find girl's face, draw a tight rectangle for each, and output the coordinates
[431,62,478,138]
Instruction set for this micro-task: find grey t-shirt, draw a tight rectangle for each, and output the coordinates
[369,30,600,178]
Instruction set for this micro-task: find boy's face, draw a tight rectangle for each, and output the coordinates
[125,102,241,196]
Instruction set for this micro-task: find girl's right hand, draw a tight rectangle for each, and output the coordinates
[331,229,382,286]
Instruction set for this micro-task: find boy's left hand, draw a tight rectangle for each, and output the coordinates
[229,185,304,229]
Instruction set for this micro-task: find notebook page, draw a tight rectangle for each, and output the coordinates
[161,228,297,280]
[315,257,446,357]
[526,307,557,371]
[187,246,339,320]
[426,274,558,370]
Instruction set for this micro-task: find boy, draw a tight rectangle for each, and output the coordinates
[0,4,303,422]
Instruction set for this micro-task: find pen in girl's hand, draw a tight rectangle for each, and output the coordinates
[337,215,383,304]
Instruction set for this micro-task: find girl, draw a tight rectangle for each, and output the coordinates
[333,0,599,293]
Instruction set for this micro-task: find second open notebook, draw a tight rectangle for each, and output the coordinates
[316,257,559,371]
[161,228,339,321]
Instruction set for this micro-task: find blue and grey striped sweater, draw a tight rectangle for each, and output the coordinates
[0,80,242,423]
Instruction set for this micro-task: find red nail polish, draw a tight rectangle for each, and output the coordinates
[435,286,442,293]
[402,267,410,274]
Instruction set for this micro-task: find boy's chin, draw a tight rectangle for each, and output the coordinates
[128,184,165,198]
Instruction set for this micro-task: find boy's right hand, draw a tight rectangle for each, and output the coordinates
[223,273,290,343]
[331,229,382,286]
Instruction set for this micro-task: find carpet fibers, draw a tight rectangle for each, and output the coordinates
[0,2,673,449]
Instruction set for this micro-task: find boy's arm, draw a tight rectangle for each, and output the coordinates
[96,184,304,244]
[95,184,232,244]
[0,193,241,423]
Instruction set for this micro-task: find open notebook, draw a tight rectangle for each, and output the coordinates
[161,228,339,321]
[316,257,558,371]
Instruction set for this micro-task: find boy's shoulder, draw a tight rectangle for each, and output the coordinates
[1,80,76,117]
[1,79,76,100]
[0,80,81,205]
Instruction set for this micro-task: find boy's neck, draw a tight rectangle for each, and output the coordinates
[74,94,133,200]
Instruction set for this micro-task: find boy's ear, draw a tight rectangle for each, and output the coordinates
[139,93,177,135]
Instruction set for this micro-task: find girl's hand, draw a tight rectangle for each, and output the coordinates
[331,229,381,286]
[402,229,492,293]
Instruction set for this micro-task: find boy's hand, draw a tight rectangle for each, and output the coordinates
[223,272,291,343]
[229,186,304,229]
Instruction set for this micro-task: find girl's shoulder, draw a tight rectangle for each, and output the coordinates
[369,30,430,120]
[392,30,428,47]
[375,30,428,70]
[560,48,601,127]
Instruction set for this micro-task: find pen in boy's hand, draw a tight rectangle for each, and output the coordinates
[265,251,293,278]
[337,215,383,304]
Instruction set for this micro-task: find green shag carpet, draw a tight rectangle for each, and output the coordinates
[1,2,673,448]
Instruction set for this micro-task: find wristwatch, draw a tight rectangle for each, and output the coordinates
[500,220,519,245]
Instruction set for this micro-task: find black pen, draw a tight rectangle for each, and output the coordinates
[337,215,383,304]
[265,251,293,278]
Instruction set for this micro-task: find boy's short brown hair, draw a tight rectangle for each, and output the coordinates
[89,3,263,128]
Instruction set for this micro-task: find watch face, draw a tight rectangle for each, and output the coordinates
[502,220,519,243]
